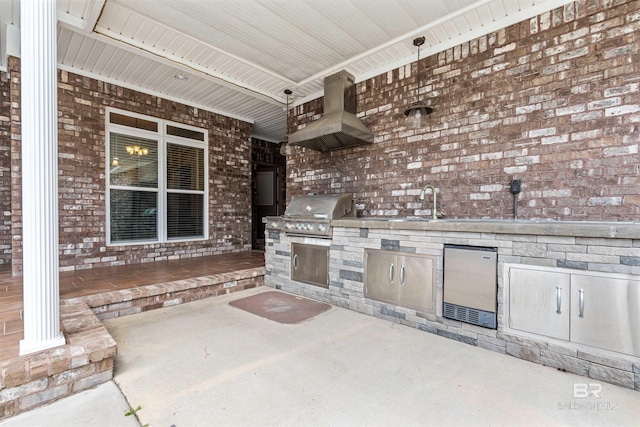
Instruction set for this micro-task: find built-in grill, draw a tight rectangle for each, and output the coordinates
[265,194,355,238]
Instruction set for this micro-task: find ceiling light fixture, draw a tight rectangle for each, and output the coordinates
[404,36,433,129]
[174,73,188,81]
[126,145,149,156]
[279,89,294,157]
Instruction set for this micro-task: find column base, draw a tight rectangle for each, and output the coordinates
[19,333,66,356]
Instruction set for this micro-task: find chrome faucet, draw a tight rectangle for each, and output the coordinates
[419,184,443,220]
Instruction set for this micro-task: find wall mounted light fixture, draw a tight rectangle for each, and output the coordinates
[279,89,294,156]
[404,36,433,129]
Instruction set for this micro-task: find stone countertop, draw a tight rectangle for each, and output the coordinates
[331,218,640,239]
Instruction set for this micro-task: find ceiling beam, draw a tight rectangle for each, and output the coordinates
[83,0,107,33]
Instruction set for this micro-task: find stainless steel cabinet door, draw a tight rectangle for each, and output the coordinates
[508,267,570,340]
[571,275,640,357]
[397,254,434,311]
[291,243,329,288]
[365,250,396,305]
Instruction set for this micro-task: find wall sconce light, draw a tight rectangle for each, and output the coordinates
[404,36,433,129]
[279,89,294,156]
[125,145,149,156]
[111,157,119,166]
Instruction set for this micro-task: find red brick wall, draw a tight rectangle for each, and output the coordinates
[9,58,22,274]
[0,73,11,264]
[0,72,10,265]
[8,59,253,273]
[286,0,640,221]
[252,138,286,165]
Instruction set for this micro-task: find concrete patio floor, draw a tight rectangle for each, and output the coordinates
[2,286,639,426]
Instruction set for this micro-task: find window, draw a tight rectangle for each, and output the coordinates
[106,109,208,245]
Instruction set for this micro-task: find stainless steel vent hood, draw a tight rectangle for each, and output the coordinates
[288,70,374,152]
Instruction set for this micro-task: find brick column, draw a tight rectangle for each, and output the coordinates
[19,0,65,355]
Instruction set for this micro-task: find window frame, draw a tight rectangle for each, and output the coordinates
[105,107,209,246]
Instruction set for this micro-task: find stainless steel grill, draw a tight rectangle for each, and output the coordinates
[265,194,355,238]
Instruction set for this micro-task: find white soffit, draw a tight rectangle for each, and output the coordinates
[23,0,578,141]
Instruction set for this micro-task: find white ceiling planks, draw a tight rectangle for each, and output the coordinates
[3,0,576,142]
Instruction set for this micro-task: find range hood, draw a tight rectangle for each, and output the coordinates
[288,70,374,152]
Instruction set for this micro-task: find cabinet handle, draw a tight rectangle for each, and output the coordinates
[400,264,406,286]
[556,286,562,314]
[578,288,585,318]
[389,263,394,285]
[293,254,299,270]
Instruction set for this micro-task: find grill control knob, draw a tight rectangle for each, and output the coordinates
[296,223,301,229]
[271,222,277,228]
[285,222,292,229]
[318,224,325,231]
[306,223,312,230]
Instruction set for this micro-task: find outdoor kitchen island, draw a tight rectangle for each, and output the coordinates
[264,218,640,391]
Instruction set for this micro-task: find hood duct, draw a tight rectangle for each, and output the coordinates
[288,70,374,152]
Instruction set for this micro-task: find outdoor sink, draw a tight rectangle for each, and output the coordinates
[358,217,434,222]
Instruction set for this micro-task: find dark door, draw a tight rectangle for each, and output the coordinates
[254,165,282,250]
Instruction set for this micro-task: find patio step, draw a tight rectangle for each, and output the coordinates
[0,301,116,420]
[0,264,265,420]
[0,251,265,361]
[67,266,265,320]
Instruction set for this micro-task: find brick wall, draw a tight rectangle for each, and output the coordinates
[9,58,22,274]
[0,71,10,265]
[286,0,640,221]
[8,59,253,273]
[252,138,286,166]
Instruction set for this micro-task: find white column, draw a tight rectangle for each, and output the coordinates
[20,0,65,355]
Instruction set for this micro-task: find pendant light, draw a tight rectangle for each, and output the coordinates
[404,36,433,129]
[279,89,294,156]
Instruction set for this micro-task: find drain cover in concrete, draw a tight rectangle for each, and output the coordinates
[229,291,331,324]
